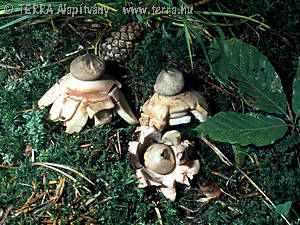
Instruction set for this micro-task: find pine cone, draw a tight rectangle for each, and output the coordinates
[99,22,144,63]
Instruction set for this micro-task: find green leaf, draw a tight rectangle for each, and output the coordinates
[209,38,287,115]
[275,201,293,216]
[292,58,300,118]
[194,112,288,146]
[232,145,246,167]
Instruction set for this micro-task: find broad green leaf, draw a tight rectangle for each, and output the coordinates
[275,201,293,216]
[194,112,288,147]
[292,58,300,118]
[209,38,287,115]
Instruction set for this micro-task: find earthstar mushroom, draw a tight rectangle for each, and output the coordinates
[38,54,138,133]
[129,126,200,201]
[139,68,209,131]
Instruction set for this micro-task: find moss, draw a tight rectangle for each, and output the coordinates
[0,1,299,224]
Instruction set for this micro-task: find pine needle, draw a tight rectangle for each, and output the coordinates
[96,3,118,12]
[34,162,95,186]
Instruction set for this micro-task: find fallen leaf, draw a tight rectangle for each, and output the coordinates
[200,181,221,198]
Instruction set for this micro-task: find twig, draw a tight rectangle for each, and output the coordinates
[23,181,37,207]
[32,146,35,162]
[200,133,233,166]
[16,199,53,216]
[200,133,292,225]
[179,205,198,213]
[236,167,291,225]
[0,63,20,70]
[0,205,12,225]
[220,188,237,200]
[15,191,49,214]
[79,143,92,148]
[207,81,238,97]
[216,200,242,214]
[67,23,92,45]
[116,129,122,156]
[239,192,259,198]
[0,165,16,169]
[211,171,235,182]
[84,191,101,207]
[98,197,113,204]
[8,176,18,184]
[152,201,163,225]
[78,214,98,224]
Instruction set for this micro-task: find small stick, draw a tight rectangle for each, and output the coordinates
[0,205,12,225]
[15,191,48,213]
[179,205,198,213]
[207,82,231,95]
[236,167,291,225]
[79,144,92,148]
[211,171,235,182]
[67,23,92,45]
[31,146,35,162]
[0,63,20,70]
[117,129,122,156]
[220,188,237,201]
[84,191,101,207]
[98,197,113,204]
[200,133,233,166]
[240,192,259,198]
[152,201,163,225]
[201,134,291,225]
[0,164,16,169]
[8,176,18,184]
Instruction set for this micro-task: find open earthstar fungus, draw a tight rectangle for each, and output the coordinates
[38,54,138,133]
[129,126,200,201]
[139,68,209,131]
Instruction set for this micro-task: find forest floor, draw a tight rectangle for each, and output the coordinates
[0,0,299,224]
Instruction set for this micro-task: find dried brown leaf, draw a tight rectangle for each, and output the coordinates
[200,181,221,198]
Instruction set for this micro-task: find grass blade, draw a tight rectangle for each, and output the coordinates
[0,15,32,30]
[186,21,213,73]
[183,19,193,69]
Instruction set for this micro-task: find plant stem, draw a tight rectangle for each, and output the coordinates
[197,11,271,30]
